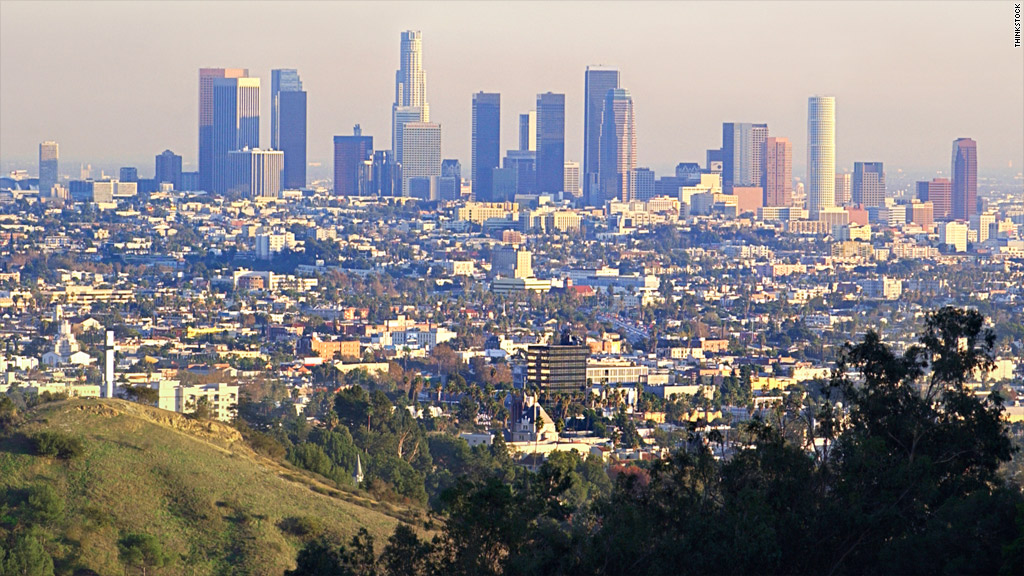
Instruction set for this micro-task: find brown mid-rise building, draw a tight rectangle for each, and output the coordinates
[917,178,952,221]
[300,334,361,361]
[762,137,792,207]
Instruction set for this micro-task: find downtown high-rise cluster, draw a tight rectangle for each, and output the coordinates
[29,29,981,231]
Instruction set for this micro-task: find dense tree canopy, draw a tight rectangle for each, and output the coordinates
[289,307,1024,576]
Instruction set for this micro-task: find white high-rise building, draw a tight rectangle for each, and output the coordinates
[599,88,637,204]
[563,161,581,197]
[807,96,836,220]
[401,122,441,197]
[940,221,968,252]
[393,30,429,163]
[229,148,284,198]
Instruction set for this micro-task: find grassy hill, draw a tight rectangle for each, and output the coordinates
[0,398,421,575]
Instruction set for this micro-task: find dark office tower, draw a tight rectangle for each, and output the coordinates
[599,88,637,204]
[271,69,300,148]
[525,332,589,395]
[706,149,723,172]
[518,112,535,151]
[198,68,248,192]
[272,69,307,189]
[212,76,260,194]
[471,92,501,201]
[333,125,374,196]
[917,178,953,221]
[583,67,619,202]
[155,149,183,190]
[722,122,769,192]
[373,151,400,197]
[536,92,565,194]
[119,167,138,183]
[951,138,977,221]
[39,141,58,196]
[762,137,792,207]
[441,159,462,201]
[852,162,885,208]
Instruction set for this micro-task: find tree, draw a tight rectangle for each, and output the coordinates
[378,525,435,576]
[287,529,378,576]
[3,530,54,576]
[27,484,64,524]
[118,533,169,576]
[188,397,213,420]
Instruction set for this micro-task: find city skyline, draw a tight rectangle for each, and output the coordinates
[1,1,1021,181]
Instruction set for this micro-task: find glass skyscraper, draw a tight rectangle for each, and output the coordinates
[212,76,260,195]
[198,68,248,192]
[271,69,306,189]
[951,138,977,221]
[536,92,565,195]
[155,149,182,190]
[39,141,58,196]
[333,126,374,196]
[583,67,619,203]
[471,92,501,202]
[722,122,769,192]
[852,161,885,208]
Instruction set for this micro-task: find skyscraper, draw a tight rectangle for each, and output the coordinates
[401,122,441,197]
[807,96,836,219]
[333,125,374,196]
[917,178,953,221]
[198,68,248,192]
[519,112,536,152]
[393,31,429,163]
[39,141,58,196]
[393,107,424,166]
[598,88,637,204]
[117,168,137,184]
[952,138,977,221]
[835,173,852,206]
[373,151,400,197]
[441,159,462,201]
[228,148,283,198]
[762,137,792,207]
[471,92,501,202]
[583,67,619,202]
[536,92,565,194]
[722,122,769,192]
[271,69,301,147]
[563,161,581,198]
[630,167,656,202]
[212,76,260,194]
[155,150,182,190]
[271,69,307,189]
[852,162,885,208]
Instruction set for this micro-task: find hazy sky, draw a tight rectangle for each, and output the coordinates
[2,1,1022,180]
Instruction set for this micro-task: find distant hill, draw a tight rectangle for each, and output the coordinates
[0,399,420,575]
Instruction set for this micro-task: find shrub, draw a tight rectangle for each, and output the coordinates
[27,484,65,523]
[277,515,323,538]
[246,430,288,460]
[33,431,84,459]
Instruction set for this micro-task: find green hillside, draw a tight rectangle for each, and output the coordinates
[0,398,419,575]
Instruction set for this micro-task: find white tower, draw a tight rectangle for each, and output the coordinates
[354,453,364,485]
[807,95,836,220]
[392,30,429,162]
[103,330,115,398]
